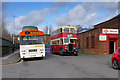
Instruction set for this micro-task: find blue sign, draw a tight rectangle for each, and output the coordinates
[67,34,73,37]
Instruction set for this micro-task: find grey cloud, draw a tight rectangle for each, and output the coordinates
[17,8,50,26]
[51,2,77,13]
[6,8,50,35]
[54,2,118,27]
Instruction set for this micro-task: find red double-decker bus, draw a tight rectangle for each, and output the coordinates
[50,26,78,56]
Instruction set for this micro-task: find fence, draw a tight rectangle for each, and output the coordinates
[0,37,13,56]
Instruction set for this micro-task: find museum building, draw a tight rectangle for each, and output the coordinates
[76,14,120,54]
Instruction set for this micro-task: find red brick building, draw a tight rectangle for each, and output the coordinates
[77,14,120,54]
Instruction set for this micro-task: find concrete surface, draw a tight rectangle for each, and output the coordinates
[2,50,20,64]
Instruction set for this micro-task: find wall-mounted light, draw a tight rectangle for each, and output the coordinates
[89,34,91,36]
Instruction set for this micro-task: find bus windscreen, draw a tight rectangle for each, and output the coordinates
[20,35,44,45]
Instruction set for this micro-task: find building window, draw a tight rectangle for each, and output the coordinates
[91,36,95,48]
[78,39,81,49]
[86,37,89,49]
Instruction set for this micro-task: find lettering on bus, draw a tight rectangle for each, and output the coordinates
[35,45,43,47]
[22,36,38,40]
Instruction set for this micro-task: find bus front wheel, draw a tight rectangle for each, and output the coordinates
[60,49,64,56]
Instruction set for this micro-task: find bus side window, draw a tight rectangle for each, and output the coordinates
[57,40,59,45]
[60,38,63,44]
[60,28,62,33]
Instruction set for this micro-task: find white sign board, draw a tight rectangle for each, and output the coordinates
[102,29,118,34]
[99,34,107,41]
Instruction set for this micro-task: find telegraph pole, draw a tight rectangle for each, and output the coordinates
[13,16,15,45]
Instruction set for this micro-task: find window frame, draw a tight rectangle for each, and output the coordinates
[86,37,89,49]
[91,36,95,48]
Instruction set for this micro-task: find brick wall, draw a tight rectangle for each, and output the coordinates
[77,28,103,54]
[77,28,119,54]
[94,14,120,47]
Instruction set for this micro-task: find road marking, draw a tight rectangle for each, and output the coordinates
[0,59,23,66]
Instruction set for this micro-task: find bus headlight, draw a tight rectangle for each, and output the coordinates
[23,53,26,55]
[22,50,26,52]
[65,46,67,50]
[40,49,44,51]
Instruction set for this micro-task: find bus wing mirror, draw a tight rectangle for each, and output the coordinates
[118,49,120,53]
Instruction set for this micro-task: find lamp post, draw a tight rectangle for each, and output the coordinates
[13,16,15,45]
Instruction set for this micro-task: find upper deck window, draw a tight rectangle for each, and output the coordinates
[64,28,69,33]
[51,28,62,36]
[70,28,76,33]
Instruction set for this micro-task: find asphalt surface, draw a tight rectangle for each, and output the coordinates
[2,52,119,78]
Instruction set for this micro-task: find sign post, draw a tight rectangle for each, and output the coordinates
[99,33,107,41]
[102,29,118,34]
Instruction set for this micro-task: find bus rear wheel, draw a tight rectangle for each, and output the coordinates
[74,51,78,56]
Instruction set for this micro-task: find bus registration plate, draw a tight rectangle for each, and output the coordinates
[30,55,36,57]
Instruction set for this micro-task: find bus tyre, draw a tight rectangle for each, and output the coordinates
[59,48,63,56]
[112,59,119,70]
[41,57,43,60]
[74,51,78,56]
[51,52,54,54]
[21,58,24,61]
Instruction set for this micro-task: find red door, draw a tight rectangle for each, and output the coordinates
[108,34,118,54]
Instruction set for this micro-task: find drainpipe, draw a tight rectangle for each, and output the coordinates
[82,32,84,53]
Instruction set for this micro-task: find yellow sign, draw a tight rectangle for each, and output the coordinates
[23,39,27,40]
[28,39,38,40]
[31,31,38,34]
[35,45,43,47]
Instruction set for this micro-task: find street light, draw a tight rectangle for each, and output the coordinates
[13,16,15,45]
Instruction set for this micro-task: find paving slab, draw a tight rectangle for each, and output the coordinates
[2,50,20,64]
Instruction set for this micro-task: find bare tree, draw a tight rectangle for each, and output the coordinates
[43,25,49,34]
[49,24,53,34]
[76,25,82,33]
[1,2,12,41]
[43,25,54,35]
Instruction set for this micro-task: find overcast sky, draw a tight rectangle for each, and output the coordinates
[2,1,119,35]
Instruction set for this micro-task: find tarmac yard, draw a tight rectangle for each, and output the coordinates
[2,52,119,78]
